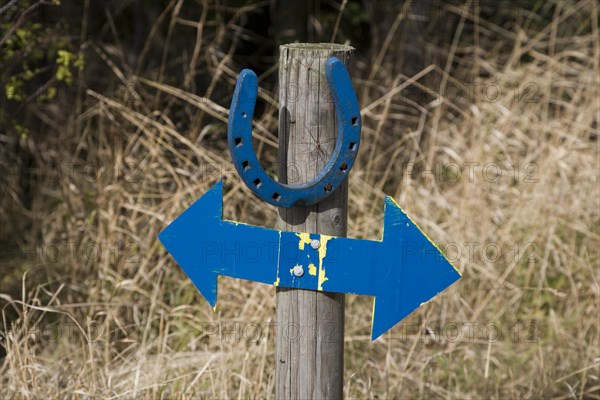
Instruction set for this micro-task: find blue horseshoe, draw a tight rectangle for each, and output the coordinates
[227,57,361,207]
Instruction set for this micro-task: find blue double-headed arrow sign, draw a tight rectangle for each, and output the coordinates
[158,181,461,340]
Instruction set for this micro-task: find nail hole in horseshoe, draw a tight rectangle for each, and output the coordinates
[272,192,281,201]
[340,162,348,172]
[351,117,358,126]
[324,183,333,192]
[241,112,247,118]
[253,178,262,188]
[235,137,243,147]
[242,160,250,171]
[349,142,357,151]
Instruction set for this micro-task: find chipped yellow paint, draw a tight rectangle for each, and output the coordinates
[274,277,280,286]
[318,269,328,290]
[308,263,317,276]
[386,196,462,277]
[212,304,217,312]
[317,235,332,290]
[295,232,312,250]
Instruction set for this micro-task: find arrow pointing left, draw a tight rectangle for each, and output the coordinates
[158,181,281,308]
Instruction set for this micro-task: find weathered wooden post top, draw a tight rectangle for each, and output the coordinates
[158,43,461,398]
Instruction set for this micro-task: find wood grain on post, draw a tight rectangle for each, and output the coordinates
[276,43,354,399]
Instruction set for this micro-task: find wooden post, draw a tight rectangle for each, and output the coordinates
[276,43,354,399]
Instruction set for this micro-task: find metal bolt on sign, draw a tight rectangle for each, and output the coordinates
[292,265,305,277]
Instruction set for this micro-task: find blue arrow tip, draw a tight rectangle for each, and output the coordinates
[370,196,461,340]
[158,181,224,309]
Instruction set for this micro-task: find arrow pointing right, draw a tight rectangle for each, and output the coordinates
[374,196,461,340]
[307,197,461,340]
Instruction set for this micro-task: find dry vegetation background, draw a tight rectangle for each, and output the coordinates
[1,0,599,398]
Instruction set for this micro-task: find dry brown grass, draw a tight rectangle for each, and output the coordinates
[1,1,599,398]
